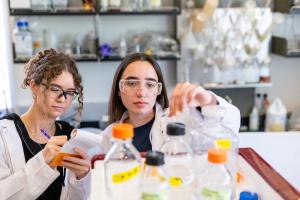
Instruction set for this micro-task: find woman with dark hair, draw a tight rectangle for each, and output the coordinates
[101,53,240,152]
[0,49,90,199]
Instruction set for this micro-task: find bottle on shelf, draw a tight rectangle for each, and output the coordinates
[100,0,109,11]
[52,0,68,10]
[140,151,169,200]
[249,106,259,132]
[259,93,271,131]
[255,93,261,112]
[259,57,271,83]
[159,122,195,200]
[13,20,33,59]
[30,0,52,10]
[108,0,121,11]
[197,148,234,200]
[285,15,298,53]
[150,0,161,9]
[104,123,142,200]
[119,37,127,58]
[31,20,44,55]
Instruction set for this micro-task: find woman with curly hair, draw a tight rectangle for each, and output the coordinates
[0,49,90,199]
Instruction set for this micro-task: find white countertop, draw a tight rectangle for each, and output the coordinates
[238,132,300,192]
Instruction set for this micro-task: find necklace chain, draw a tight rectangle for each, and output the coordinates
[23,119,55,143]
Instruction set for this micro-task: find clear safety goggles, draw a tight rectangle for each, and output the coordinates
[119,79,162,96]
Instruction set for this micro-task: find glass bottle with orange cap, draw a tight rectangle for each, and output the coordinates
[196,148,234,200]
[104,123,142,200]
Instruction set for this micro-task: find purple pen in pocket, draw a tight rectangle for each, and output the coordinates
[40,128,51,139]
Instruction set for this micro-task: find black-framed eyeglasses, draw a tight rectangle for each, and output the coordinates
[41,83,78,101]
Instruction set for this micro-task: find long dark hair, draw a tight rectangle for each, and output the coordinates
[108,53,169,124]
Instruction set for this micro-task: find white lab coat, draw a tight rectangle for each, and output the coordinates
[100,94,240,153]
[0,119,90,200]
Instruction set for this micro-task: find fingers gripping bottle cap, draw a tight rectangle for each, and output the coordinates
[112,123,134,139]
[166,122,185,136]
[207,148,228,164]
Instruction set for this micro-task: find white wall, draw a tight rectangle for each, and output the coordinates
[257,54,300,112]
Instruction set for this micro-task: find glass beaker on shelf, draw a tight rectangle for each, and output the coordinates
[285,15,298,53]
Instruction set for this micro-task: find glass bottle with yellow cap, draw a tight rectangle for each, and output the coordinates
[104,123,142,200]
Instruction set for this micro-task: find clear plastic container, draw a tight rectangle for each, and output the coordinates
[104,123,142,200]
[197,148,234,200]
[140,151,168,200]
[160,122,196,200]
[13,20,33,58]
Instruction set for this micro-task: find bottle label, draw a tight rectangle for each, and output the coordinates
[201,187,232,200]
[169,177,183,187]
[215,139,231,150]
[141,192,166,200]
[112,166,141,183]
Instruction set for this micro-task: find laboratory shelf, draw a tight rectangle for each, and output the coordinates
[100,54,180,62]
[202,82,273,89]
[10,9,96,16]
[98,7,180,15]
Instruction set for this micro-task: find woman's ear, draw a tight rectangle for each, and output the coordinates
[29,80,38,99]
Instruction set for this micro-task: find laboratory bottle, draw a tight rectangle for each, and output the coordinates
[30,0,51,10]
[104,123,142,200]
[249,106,259,131]
[160,122,196,200]
[197,148,234,200]
[199,106,238,191]
[14,20,33,58]
[119,37,127,58]
[140,151,169,200]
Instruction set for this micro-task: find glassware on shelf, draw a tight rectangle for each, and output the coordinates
[100,0,109,11]
[82,0,95,11]
[52,0,68,10]
[108,0,121,10]
[150,0,161,9]
[30,0,51,10]
[285,15,298,53]
[13,20,33,59]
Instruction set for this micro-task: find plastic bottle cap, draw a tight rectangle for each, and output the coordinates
[145,151,164,166]
[112,123,134,139]
[239,191,259,200]
[166,122,185,136]
[207,148,227,164]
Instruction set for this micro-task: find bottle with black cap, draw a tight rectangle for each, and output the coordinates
[160,122,195,200]
[140,151,168,200]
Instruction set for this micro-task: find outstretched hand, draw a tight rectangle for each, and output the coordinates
[169,82,217,116]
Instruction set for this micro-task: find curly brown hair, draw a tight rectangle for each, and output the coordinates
[22,48,83,113]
